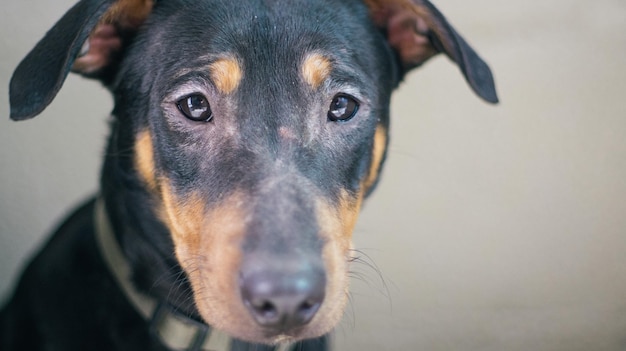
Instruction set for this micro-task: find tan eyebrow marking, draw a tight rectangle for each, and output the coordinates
[302,53,332,89]
[209,57,243,94]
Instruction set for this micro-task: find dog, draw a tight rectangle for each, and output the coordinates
[1,0,497,350]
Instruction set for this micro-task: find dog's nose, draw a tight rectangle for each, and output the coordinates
[240,266,325,330]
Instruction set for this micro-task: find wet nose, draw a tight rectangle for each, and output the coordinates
[240,265,325,330]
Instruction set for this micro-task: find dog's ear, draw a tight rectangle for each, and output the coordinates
[365,0,498,103]
[9,0,154,120]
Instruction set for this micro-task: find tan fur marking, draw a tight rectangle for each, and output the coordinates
[102,0,154,29]
[158,185,255,340]
[302,53,332,89]
[363,124,388,192]
[210,58,243,94]
[159,183,206,248]
[312,190,364,336]
[181,194,251,338]
[337,190,364,241]
[134,131,158,192]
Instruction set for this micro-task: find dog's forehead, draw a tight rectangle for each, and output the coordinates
[148,0,380,67]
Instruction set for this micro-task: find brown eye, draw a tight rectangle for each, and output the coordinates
[328,94,359,122]
[177,94,213,122]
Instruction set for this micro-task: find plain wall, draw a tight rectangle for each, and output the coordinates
[1,1,625,350]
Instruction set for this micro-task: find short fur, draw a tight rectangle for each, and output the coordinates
[1,0,497,350]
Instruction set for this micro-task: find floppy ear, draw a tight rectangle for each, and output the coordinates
[365,0,499,103]
[9,0,154,121]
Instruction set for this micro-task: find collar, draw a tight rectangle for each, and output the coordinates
[94,198,295,351]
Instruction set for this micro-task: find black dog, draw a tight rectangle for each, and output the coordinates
[1,0,497,350]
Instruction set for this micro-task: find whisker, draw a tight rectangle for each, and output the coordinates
[347,248,393,312]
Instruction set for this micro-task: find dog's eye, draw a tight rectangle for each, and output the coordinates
[177,94,213,122]
[328,94,359,122]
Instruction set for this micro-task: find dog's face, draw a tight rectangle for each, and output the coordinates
[10,0,497,345]
[131,0,395,342]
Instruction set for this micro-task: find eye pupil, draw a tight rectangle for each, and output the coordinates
[187,96,207,118]
[328,94,358,121]
[177,94,213,122]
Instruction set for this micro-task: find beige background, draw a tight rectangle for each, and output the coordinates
[1,1,625,350]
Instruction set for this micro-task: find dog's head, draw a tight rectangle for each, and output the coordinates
[10,0,497,344]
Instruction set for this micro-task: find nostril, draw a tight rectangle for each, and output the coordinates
[297,299,321,322]
[259,301,276,315]
[300,300,314,312]
[248,299,279,322]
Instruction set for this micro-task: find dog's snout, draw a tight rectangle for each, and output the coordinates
[240,264,326,330]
